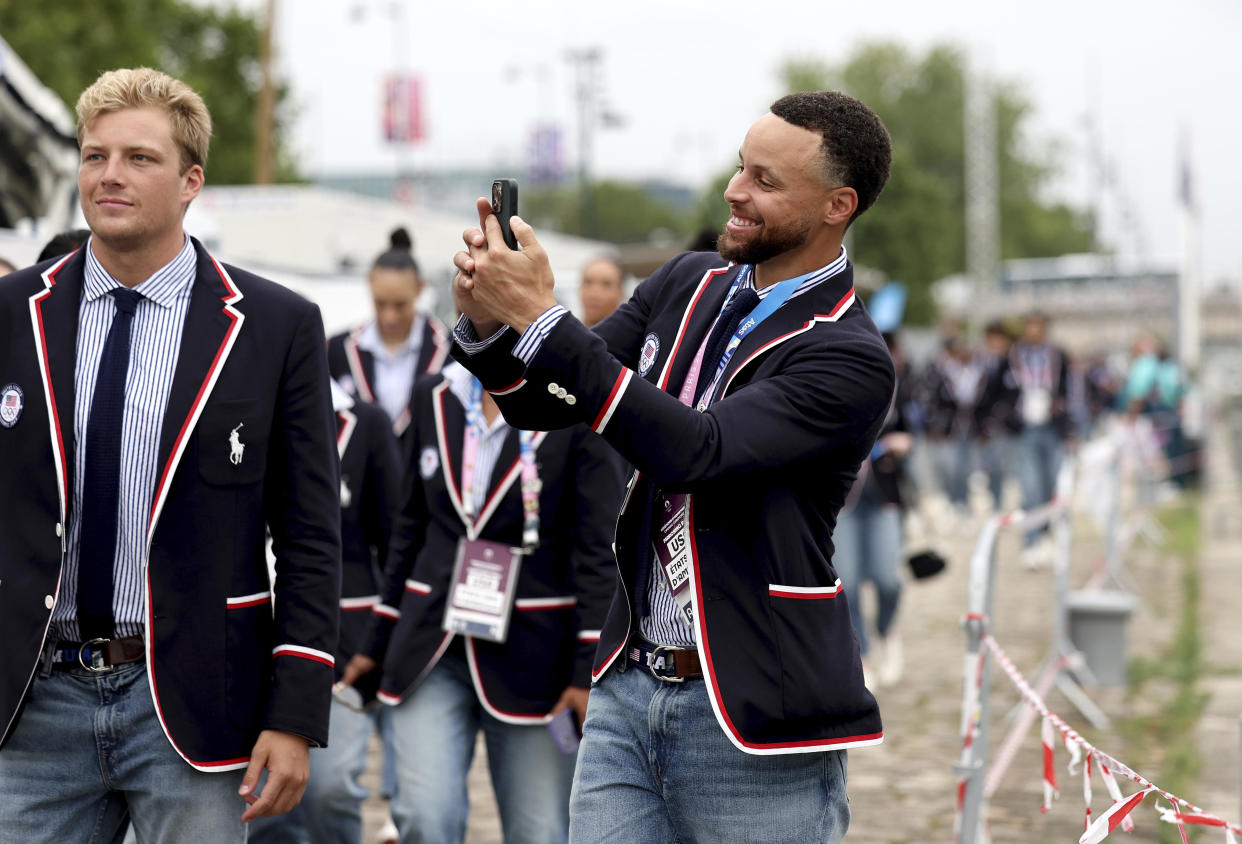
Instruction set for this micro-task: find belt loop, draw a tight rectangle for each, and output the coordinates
[38,638,56,679]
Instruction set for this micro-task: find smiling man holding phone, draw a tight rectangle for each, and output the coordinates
[450,91,895,843]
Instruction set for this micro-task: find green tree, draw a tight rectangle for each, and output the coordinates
[0,0,298,184]
[524,180,693,244]
[770,43,1092,324]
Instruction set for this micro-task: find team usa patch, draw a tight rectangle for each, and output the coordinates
[419,445,439,480]
[638,333,660,377]
[0,383,23,428]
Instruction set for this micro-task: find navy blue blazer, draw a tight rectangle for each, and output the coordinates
[453,251,894,754]
[362,371,624,722]
[327,316,450,436]
[0,240,341,771]
[334,395,402,702]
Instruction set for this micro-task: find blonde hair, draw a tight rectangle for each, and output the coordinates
[76,67,212,172]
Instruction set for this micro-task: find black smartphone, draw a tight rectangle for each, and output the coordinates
[491,178,519,250]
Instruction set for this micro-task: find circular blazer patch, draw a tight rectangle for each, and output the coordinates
[419,445,440,480]
[0,383,23,428]
[638,333,661,377]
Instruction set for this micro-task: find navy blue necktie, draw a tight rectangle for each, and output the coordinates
[634,286,760,620]
[78,287,143,641]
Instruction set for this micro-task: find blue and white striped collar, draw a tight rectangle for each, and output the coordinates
[742,245,849,300]
[83,235,196,308]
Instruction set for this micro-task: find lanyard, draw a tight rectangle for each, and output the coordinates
[461,378,487,518]
[460,377,541,551]
[694,265,812,411]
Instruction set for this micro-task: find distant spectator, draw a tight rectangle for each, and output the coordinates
[0,257,15,276]
[976,320,1020,511]
[37,228,91,263]
[1011,311,1071,565]
[578,257,625,328]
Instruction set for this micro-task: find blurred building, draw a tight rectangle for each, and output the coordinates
[934,253,1241,357]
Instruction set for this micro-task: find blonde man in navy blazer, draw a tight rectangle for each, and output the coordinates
[0,68,340,842]
[451,92,894,842]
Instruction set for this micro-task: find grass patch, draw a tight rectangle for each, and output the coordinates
[1118,496,1207,843]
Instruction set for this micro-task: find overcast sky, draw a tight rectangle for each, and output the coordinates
[229,0,1241,283]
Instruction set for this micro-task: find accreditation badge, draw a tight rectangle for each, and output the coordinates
[653,492,695,626]
[442,538,522,643]
[1021,387,1052,426]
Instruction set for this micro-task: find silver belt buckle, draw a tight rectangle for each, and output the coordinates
[78,638,113,673]
[646,645,685,683]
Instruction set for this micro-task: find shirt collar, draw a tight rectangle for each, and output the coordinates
[330,378,355,412]
[743,245,849,299]
[356,314,425,359]
[443,362,508,432]
[83,235,196,308]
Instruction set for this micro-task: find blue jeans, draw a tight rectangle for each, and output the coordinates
[833,501,903,656]
[388,650,576,844]
[932,434,975,507]
[250,698,394,844]
[0,661,246,843]
[978,434,1013,511]
[1015,423,1064,545]
[569,666,849,843]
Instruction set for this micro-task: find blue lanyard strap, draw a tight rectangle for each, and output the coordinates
[697,265,816,410]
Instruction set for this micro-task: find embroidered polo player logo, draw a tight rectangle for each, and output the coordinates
[229,423,246,465]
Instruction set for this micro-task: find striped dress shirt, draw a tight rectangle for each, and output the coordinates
[443,362,510,517]
[51,237,196,641]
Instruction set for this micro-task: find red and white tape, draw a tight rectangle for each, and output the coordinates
[978,632,1239,843]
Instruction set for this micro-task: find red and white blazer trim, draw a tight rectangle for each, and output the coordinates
[767,580,844,600]
[226,591,272,609]
[376,690,403,706]
[488,377,527,397]
[577,629,602,642]
[591,369,633,434]
[514,596,576,611]
[373,603,400,620]
[405,579,432,595]
[339,594,379,611]
[272,644,335,667]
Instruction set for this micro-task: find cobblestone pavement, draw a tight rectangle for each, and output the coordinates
[357,425,1242,844]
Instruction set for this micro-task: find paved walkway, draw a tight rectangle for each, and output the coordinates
[355,424,1241,843]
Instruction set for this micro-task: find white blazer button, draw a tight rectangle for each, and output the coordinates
[547,382,560,394]
[55,522,63,537]
[44,595,54,609]
[556,387,568,399]
[565,395,577,406]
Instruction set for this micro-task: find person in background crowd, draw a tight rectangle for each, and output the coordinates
[924,333,986,517]
[38,228,92,263]
[250,380,403,844]
[0,66,340,842]
[451,90,895,843]
[578,257,625,328]
[975,320,1020,513]
[1010,310,1071,565]
[328,228,450,437]
[0,256,15,275]
[834,332,913,689]
[340,361,625,843]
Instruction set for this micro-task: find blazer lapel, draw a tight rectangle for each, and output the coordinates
[658,263,739,396]
[431,379,470,531]
[29,249,87,518]
[717,265,858,401]
[418,316,450,376]
[150,240,245,540]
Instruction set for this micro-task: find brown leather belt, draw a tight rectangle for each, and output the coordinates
[628,636,703,681]
[46,635,145,673]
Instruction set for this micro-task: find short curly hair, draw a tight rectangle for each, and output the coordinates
[76,67,212,173]
[769,91,891,226]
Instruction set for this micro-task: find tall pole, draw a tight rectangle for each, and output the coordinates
[566,48,601,236]
[253,0,277,184]
[964,54,1000,311]
[1177,130,1201,374]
